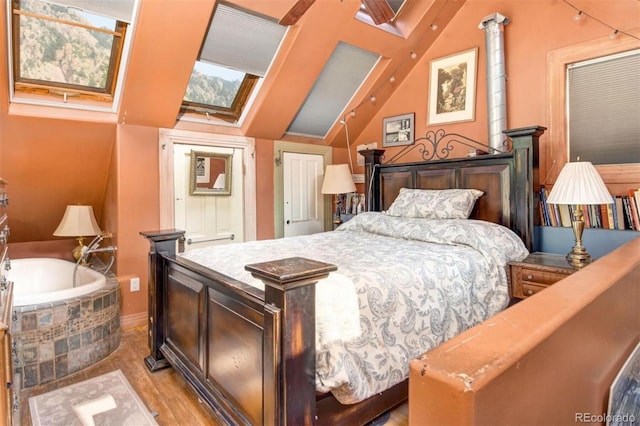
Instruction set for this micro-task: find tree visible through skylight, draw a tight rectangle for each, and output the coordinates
[12,0,126,97]
[183,61,244,109]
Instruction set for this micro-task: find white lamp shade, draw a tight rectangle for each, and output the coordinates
[547,162,612,205]
[212,173,226,189]
[53,205,102,237]
[321,164,357,194]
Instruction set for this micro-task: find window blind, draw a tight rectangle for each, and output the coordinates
[568,50,640,165]
[47,0,136,23]
[287,42,380,138]
[199,3,286,78]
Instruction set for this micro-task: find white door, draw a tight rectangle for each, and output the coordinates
[174,144,244,251]
[283,152,324,237]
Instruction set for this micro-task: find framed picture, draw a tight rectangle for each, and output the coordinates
[383,113,415,147]
[428,47,478,125]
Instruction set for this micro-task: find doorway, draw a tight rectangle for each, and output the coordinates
[273,141,332,238]
[158,129,256,248]
[283,152,324,237]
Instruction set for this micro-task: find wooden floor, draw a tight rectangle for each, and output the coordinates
[18,326,408,425]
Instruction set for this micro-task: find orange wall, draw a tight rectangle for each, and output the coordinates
[349,0,640,176]
[1,0,638,324]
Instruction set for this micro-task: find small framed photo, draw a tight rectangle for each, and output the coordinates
[383,113,415,147]
[428,47,478,125]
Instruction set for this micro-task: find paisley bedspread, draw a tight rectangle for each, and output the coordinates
[179,212,529,404]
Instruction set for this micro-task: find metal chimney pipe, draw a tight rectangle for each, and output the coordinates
[479,13,510,153]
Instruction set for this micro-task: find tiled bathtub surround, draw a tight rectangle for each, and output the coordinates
[12,272,120,388]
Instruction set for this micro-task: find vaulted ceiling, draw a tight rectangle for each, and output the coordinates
[116,0,466,146]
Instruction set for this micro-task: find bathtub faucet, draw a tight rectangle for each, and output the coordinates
[78,232,117,275]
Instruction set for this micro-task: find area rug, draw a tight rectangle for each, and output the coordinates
[29,369,158,426]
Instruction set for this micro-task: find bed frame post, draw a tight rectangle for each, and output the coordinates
[140,229,185,372]
[361,149,385,211]
[245,257,337,426]
[503,125,545,251]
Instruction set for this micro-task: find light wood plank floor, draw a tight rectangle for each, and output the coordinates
[18,326,408,425]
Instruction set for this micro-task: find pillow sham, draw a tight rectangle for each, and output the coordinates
[385,187,483,219]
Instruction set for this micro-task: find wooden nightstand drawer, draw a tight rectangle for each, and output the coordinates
[519,268,572,286]
[521,283,548,297]
[508,252,577,300]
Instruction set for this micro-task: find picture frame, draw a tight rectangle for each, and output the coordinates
[428,47,478,125]
[189,151,232,196]
[383,113,415,147]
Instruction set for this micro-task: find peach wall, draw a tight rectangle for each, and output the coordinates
[1,117,115,243]
[349,0,640,179]
[115,124,160,320]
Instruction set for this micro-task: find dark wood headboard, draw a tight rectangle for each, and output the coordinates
[362,126,545,251]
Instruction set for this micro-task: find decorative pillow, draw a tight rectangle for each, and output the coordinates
[385,188,484,219]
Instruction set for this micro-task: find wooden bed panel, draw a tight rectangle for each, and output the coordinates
[459,163,510,225]
[207,286,265,425]
[380,170,412,209]
[165,270,203,369]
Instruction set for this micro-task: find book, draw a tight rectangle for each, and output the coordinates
[614,196,625,230]
[559,204,572,227]
[628,190,640,230]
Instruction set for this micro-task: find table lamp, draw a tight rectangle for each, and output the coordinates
[53,205,102,262]
[546,161,612,268]
[321,164,357,226]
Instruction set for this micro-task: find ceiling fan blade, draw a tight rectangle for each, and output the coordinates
[280,0,316,25]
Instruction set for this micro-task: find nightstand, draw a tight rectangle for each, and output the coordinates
[508,252,577,299]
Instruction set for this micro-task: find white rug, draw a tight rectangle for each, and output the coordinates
[29,370,158,426]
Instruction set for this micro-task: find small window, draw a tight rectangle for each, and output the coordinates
[181,61,258,122]
[568,49,640,165]
[180,3,286,123]
[10,0,129,101]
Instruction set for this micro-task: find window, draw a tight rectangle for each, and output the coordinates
[10,0,131,102]
[546,35,640,188]
[358,0,407,26]
[567,50,640,165]
[180,3,286,123]
[181,61,258,122]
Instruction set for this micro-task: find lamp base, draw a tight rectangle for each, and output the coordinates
[72,237,85,263]
[566,247,591,269]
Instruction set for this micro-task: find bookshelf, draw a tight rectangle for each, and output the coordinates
[536,186,640,258]
[539,186,640,231]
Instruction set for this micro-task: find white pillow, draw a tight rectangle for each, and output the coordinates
[385,188,484,219]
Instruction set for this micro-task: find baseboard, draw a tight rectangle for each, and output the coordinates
[120,311,148,331]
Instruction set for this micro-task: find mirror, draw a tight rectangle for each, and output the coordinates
[189,151,232,195]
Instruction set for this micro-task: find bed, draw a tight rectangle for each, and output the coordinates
[140,125,545,425]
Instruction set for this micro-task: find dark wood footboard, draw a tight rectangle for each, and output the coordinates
[141,231,402,425]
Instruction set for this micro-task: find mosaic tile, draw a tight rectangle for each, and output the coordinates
[23,365,38,388]
[54,337,68,356]
[55,354,68,379]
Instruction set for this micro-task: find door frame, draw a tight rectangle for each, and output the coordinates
[159,128,256,241]
[274,140,332,238]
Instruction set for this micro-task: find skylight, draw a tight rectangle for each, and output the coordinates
[286,42,380,138]
[9,0,133,104]
[180,3,286,123]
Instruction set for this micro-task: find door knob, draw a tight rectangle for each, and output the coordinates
[286,220,290,225]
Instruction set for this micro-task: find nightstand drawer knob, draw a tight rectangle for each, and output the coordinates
[527,289,533,295]
[526,274,533,280]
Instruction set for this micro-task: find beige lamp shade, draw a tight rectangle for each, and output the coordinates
[546,162,612,205]
[53,205,102,237]
[321,164,357,194]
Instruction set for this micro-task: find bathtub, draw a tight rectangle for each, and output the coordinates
[9,258,106,306]
[9,257,121,388]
